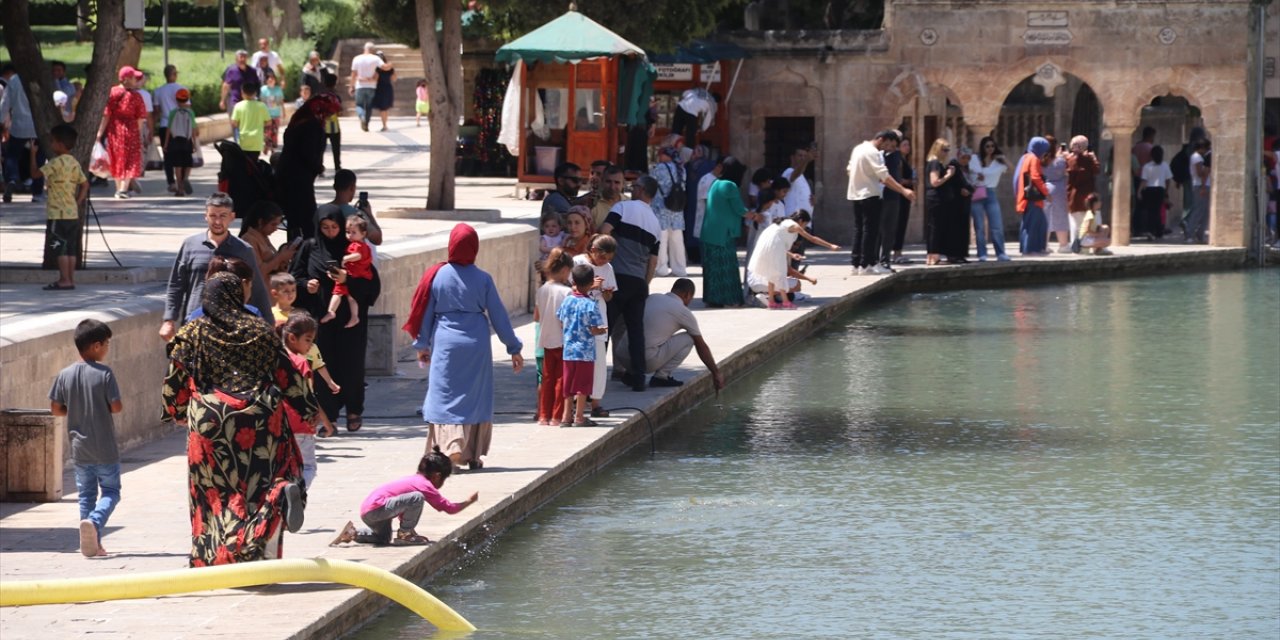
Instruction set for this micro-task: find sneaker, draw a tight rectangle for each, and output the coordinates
[283,482,304,533]
[869,264,893,275]
[754,293,770,307]
[649,375,684,388]
[183,179,193,195]
[2,182,13,203]
[624,373,646,392]
[997,255,1012,262]
[79,519,99,557]
[114,191,130,199]
[851,266,864,275]
[30,194,45,203]
[977,255,988,262]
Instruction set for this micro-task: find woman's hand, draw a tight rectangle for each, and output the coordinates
[416,350,431,367]
[511,352,524,374]
[307,279,320,294]
[329,269,348,284]
[593,276,604,290]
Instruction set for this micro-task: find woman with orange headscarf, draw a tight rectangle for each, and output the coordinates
[404,224,524,470]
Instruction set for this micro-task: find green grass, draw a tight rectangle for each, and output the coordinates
[3,26,312,116]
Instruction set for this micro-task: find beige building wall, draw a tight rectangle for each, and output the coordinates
[725,0,1258,247]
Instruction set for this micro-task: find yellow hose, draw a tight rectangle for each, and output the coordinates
[0,557,476,632]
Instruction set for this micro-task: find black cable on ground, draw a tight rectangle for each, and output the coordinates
[84,196,124,267]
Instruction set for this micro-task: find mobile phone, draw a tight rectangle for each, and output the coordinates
[324,259,340,272]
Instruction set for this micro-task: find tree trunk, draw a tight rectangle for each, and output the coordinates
[237,0,276,49]
[76,0,93,41]
[417,0,462,211]
[117,29,145,70]
[278,0,304,39]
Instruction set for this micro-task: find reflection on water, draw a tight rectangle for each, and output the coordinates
[354,271,1280,640]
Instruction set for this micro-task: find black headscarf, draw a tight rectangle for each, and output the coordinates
[168,272,284,394]
[307,207,349,279]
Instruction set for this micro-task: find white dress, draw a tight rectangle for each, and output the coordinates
[746,219,800,291]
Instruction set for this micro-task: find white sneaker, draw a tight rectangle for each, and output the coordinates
[851,266,864,275]
[753,293,769,307]
[869,264,893,275]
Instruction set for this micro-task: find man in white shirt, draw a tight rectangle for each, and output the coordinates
[152,64,187,192]
[846,130,915,274]
[349,42,387,132]
[614,278,724,390]
[250,38,285,88]
[1186,139,1212,244]
[671,88,716,145]
[781,146,814,218]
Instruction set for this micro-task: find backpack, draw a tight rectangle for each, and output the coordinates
[1170,145,1192,186]
[662,163,687,211]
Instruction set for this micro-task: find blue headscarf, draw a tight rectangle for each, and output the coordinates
[1012,136,1052,192]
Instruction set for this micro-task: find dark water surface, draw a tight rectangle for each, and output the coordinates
[355,270,1280,640]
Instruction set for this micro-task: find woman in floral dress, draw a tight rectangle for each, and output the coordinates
[162,272,318,566]
[96,66,148,199]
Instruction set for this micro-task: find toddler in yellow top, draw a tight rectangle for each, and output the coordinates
[32,124,89,290]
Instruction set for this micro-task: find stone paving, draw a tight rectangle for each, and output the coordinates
[0,116,1248,638]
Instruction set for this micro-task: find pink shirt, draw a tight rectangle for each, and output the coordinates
[360,474,465,516]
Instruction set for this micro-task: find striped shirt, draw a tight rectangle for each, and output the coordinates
[603,200,660,279]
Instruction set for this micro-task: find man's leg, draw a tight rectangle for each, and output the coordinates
[860,198,882,268]
[879,198,900,267]
[850,200,865,267]
[647,333,695,382]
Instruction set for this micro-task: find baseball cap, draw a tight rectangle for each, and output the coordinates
[176,88,191,102]
[117,65,143,81]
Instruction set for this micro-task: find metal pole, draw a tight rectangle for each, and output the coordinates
[162,0,170,68]
[219,0,226,59]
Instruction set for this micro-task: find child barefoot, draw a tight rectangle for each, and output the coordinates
[322,217,372,328]
[280,313,336,489]
[556,264,607,426]
[534,248,573,425]
[330,446,478,546]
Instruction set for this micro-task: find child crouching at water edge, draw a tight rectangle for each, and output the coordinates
[330,446,478,546]
[279,312,336,489]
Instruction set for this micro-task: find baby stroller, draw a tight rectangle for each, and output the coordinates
[215,139,274,218]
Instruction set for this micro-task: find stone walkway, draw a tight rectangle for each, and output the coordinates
[0,117,1247,638]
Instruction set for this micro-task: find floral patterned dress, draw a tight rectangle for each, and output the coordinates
[103,85,146,180]
[162,272,319,566]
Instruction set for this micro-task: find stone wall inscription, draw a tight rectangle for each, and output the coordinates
[1023,30,1073,46]
[1027,11,1069,28]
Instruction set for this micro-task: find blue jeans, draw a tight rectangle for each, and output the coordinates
[354,88,376,126]
[971,197,1007,259]
[75,463,121,534]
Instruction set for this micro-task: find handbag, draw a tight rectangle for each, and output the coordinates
[192,143,205,168]
[145,141,163,170]
[1022,166,1045,202]
[972,184,988,201]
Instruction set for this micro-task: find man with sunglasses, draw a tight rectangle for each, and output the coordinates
[542,162,583,218]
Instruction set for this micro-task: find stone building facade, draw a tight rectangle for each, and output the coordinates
[720,0,1270,247]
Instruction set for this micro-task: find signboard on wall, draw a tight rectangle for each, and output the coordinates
[700,63,722,83]
[655,64,694,82]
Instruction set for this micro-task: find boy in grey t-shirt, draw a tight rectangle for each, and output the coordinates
[49,319,124,557]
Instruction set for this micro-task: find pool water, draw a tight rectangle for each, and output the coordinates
[355,270,1280,640]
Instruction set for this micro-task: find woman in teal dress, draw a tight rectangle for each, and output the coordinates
[698,157,748,306]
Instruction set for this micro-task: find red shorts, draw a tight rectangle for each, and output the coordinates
[562,360,594,397]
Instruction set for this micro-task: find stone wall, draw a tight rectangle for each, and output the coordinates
[0,224,537,456]
[723,0,1255,247]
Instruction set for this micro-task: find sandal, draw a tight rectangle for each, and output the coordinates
[393,529,431,545]
[42,282,75,290]
[346,415,362,432]
[329,521,357,546]
[590,407,610,418]
[573,418,599,427]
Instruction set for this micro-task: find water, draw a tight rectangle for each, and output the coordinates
[356,270,1280,640]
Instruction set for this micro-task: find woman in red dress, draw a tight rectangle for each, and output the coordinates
[95,66,147,199]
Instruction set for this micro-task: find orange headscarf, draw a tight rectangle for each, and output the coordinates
[402,223,479,340]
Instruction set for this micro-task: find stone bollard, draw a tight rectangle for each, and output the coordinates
[0,409,63,502]
[364,313,396,377]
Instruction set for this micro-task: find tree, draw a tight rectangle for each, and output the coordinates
[414,0,464,211]
[237,0,305,50]
[2,0,127,168]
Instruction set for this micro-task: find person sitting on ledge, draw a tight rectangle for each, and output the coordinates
[613,278,725,390]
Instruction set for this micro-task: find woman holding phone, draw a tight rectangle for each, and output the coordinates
[289,207,379,432]
[239,200,299,274]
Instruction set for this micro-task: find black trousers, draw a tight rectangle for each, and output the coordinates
[315,296,367,421]
[326,132,342,171]
[879,197,900,264]
[851,197,883,268]
[893,197,911,252]
[671,106,699,144]
[156,126,176,186]
[607,274,649,381]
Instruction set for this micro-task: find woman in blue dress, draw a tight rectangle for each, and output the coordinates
[404,224,524,470]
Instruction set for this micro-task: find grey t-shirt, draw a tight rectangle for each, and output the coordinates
[48,361,121,465]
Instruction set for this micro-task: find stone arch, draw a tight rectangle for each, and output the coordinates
[878,69,964,130]
[1123,80,1214,134]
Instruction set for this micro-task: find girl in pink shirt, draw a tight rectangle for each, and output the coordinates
[330,446,478,546]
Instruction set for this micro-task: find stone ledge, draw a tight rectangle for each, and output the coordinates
[0,265,167,285]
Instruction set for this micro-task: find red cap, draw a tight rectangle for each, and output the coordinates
[117,65,144,81]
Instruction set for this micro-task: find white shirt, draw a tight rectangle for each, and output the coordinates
[250,50,283,71]
[694,172,717,238]
[1140,161,1173,189]
[676,88,716,132]
[136,88,153,114]
[153,82,186,127]
[572,254,616,328]
[1190,153,1210,188]
[351,54,383,90]
[643,292,700,353]
[846,140,889,201]
[968,156,1007,191]
[781,167,812,216]
[535,281,571,349]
